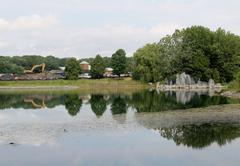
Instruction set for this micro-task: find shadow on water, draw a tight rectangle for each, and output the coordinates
[0,90,240,149]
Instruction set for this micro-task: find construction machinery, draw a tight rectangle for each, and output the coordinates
[24,63,46,74]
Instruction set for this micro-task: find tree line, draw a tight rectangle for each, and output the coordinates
[1,26,240,83]
[65,49,133,79]
[0,55,69,74]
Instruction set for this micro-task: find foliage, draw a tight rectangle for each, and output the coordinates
[65,58,81,80]
[133,26,240,83]
[133,43,171,82]
[111,49,127,76]
[125,57,135,73]
[0,60,24,74]
[228,71,240,90]
[0,55,69,74]
[90,55,105,79]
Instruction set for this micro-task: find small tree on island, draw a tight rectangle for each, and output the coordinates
[90,55,105,79]
[65,58,81,80]
[111,49,127,77]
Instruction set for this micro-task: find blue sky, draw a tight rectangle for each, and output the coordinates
[0,0,239,58]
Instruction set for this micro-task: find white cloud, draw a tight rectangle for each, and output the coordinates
[0,0,240,58]
[0,15,57,31]
[0,41,9,49]
[150,24,184,36]
[0,16,173,57]
[0,19,9,31]
[11,15,57,30]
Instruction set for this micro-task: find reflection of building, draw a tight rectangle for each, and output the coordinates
[79,95,91,103]
[59,67,65,71]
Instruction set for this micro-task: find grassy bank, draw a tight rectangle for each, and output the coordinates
[0,78,148,93]
[228,80,240,92]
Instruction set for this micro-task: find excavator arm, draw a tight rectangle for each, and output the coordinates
[24,63,46,74]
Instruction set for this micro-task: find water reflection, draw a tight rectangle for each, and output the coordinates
[0,90,238,116]
[0,90,240,149]
[159,123,240,149]
[111,96,127,124]
[24,99,45,108]
[129,90,234,113]
[90,95,107,117]
[64,94,82,116]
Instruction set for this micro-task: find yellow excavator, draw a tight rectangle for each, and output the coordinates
[24,63,46,74]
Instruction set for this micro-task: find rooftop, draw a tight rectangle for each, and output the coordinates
[80,61,89,65]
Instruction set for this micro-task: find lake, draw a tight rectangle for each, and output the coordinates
[0,90,240,166]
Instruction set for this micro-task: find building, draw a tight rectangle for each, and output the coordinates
[80,61,91,73]
[59,67,65,71]
[104,67,113,77]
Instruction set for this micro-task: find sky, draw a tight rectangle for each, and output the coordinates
[0,0,239,58]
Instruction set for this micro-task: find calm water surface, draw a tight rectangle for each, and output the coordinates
[0,90,240,166]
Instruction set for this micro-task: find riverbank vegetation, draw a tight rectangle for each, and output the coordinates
[227,72,240,91]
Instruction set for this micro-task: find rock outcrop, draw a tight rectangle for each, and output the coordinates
[157,72,223,91]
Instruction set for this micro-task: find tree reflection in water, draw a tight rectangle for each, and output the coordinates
[90,95,107,117]
[64,94,82,116]
[111,96,127,115]
[0,91,240,148]
[129,90,236,112]
[0,90,238,116]
[111,96,127,124]
[158,123,240,149]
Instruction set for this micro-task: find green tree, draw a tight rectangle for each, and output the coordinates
[125,57,135,74]
[65,58,81,80]
[0,55,70,73]
[102,57,112,68]
[172,26,240,82]
[44,55,61,70]
[111,49,127,76]
[133,43,171,82]
[133,26,240,83]
[0,60,24,74]
[90,55,105,79]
